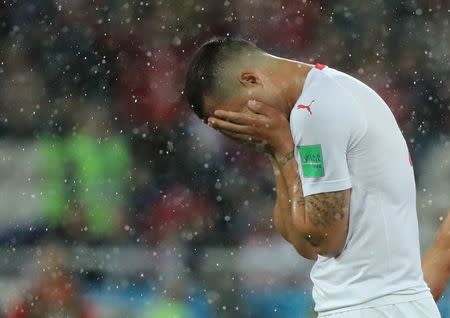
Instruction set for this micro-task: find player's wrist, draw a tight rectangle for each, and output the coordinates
[272,143,295,169]
[273,138,294,155]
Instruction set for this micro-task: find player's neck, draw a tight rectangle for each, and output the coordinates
[275,60,313,118]
[285,61,313,115]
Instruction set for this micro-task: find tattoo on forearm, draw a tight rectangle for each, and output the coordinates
[305,191,348,229]
[289,198,305,205]
[276,151,295,168]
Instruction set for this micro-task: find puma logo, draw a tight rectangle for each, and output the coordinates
[297,99,315,115]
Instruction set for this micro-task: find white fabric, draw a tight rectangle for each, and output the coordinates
[318,296,441,317]
[290,65,434,314]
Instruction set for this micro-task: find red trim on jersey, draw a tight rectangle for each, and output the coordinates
[315,63,326,70]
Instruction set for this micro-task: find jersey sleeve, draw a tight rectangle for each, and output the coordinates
[291,89,367,197]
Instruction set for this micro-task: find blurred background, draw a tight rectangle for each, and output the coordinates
[0,0,448,317]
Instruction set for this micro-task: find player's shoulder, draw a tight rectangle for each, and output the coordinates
[290,64,367,138]
[291,65,352,120]
[302,65,351,100]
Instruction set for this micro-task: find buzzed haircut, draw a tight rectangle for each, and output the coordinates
[184,37,261,119]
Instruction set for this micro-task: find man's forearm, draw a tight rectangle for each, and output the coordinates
[273,149,312,239]
[271,158,318,260]
[273,144,350,258]
[423,210,450,300]
[271,141,323,256]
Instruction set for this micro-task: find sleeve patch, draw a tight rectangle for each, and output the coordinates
[297,144,325,177]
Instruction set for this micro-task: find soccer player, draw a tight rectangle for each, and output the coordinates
[184,37,444,317]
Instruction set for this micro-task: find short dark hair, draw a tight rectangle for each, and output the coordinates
[184,37,259,119]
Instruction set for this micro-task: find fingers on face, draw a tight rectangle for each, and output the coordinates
[208,117,253,134]
[213,110,256,126]
[214,109,268,127]
[247,100,274,116]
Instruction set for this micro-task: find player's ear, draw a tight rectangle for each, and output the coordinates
[239,71,262,88]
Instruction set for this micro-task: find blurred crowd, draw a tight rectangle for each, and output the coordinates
[0,0,448,317]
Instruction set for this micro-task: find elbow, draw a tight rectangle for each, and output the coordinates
[293,244,318,261]
[314,241,345,258]
[291,204,348,258]
[303,233,344,258]
[292,217,347,258]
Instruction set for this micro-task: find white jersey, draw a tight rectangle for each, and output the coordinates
[318,298,440,318]
[290,64,433,314]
